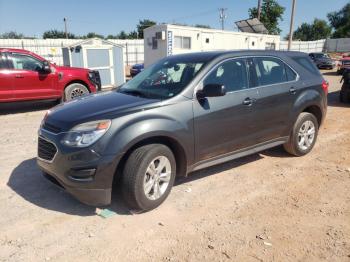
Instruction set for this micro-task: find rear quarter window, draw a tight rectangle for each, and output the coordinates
[293,56,320,75]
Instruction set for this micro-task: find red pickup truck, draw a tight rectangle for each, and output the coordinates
[0,48,101,103]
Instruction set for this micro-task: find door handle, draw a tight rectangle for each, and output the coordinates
[243,97,255,106]
[15,75,24,78]
[289,87,297,95]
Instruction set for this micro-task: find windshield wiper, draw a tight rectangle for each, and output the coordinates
[118,89,148,98]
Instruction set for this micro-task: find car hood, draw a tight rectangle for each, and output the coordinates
[45,91,160,131]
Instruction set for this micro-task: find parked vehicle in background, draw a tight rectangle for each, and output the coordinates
[340,68,350,103]
[37,50,327,212]
[309,52,335,69]
[130,63,144,77]
[0,48,101,103]
[337,57,350,75]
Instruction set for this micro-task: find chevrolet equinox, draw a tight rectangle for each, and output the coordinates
[37,51,328,211]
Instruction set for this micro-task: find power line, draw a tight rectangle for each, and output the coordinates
[219,8,227,30]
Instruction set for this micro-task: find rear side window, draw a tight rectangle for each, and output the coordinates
[204,59,248,92]
[293,56,320,75]
[253,57,287,85]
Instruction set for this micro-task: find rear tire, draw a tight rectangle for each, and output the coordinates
[283,112,319,156]
[64,83,89,102]
[122,144,176,212]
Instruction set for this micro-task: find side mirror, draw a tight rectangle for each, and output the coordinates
[196,84,226,99]
[42,61,51,73]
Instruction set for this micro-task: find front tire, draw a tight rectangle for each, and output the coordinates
[122,144,176,211]
[283,112,319,156]
[64,83,89,102]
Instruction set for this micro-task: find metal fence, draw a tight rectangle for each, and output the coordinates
[279,40,326,53]
[279,38,350,53]
[0,38,144,66]
[324,38,350,52]
[1,38,349,66]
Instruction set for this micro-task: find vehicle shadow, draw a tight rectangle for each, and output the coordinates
[9,153,265,216]
[7,158,130,216]
[0,100,57,115]
[327,90,350,108]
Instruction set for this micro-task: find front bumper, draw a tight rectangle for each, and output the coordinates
[37,128,122,206]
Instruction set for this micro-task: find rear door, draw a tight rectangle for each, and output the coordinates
[0,52,14,101]
[8,52,56,100]
[251,56,299,143]
[193,58,260,162]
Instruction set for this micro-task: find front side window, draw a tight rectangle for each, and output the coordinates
[118,57,206,99]
[0,53,9,69]
[9,53,43,71]
[254,57,287,85]
[314,53,330,59]
[204,59,248,92]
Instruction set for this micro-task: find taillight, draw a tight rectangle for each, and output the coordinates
[322,80,328,94]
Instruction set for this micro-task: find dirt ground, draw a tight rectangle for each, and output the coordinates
[0,70,349,262]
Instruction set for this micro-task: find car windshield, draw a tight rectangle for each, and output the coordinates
[118,57,207,99]
[314,53,330,59]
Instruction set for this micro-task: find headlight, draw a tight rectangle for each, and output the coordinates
[61,120,111,147]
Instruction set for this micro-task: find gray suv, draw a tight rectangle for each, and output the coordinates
[37,51,328,211]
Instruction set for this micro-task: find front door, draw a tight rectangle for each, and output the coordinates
[8,52,56,101]
[0,52,14,102]
[193,58,260,162]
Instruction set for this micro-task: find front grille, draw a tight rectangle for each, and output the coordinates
[38,137,57,162]
[42,122,62,134]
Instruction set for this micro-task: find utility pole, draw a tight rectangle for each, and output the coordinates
[63,17,68,39]
[219,8,227,30]
[257,0,262,20]
[288,0,297,51]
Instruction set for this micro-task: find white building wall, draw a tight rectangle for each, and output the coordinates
[144,24,281,67]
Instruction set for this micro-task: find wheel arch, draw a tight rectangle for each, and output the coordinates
[114,135,188,184]
[302,105,323,127]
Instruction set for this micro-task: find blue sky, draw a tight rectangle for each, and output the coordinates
[0,0,348,38]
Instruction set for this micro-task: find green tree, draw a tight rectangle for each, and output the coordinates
[249,0,285,35]
[136,19,156,38]
[293,19,332,41]
[117,31,128,39]
[327,2,350,38]
[84,32,104,39]
[0,31,24,39]
[43,30,76,39]
[106,34,117,39]
[128,30,139,39]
